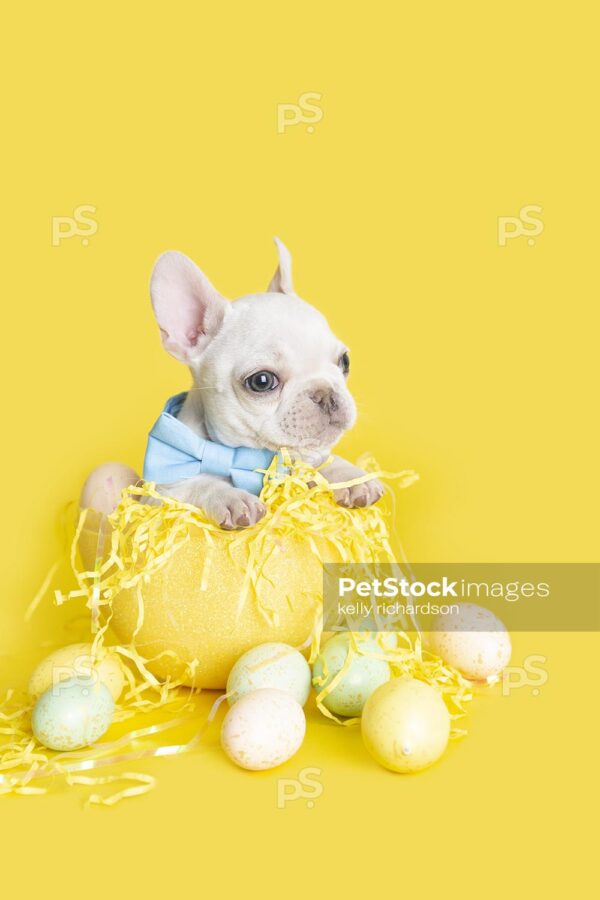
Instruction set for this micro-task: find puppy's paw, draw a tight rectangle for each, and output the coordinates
[334,477,384,509]
[320,459,384,509]
[205,487,267,530]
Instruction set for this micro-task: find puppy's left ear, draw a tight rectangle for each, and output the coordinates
[267,237,294,294]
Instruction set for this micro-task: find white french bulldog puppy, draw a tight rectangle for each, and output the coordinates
[147,239,383,528]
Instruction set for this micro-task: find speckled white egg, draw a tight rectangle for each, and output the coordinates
[227,642,311,707]
[28,642,124,702]
[32,676,115,751]
[221,688,306,770]
[429,602,512,680]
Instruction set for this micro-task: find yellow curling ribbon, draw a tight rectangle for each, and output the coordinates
[0,453,472,803]
[67,772,157,807]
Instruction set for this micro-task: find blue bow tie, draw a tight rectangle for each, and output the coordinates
[143,392,278,496]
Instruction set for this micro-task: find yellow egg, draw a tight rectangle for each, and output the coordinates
[361,677,450,773]
[28,642,125,702]
[428,602,512,680]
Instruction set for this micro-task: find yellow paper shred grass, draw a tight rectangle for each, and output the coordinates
[0,454,470,802]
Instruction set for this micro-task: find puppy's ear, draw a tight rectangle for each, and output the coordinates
[150,251,229,363]
[267,237,294,294]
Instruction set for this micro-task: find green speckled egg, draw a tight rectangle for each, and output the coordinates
[227,642,312,707]
[32,676,114,751]
[312,634,390,717]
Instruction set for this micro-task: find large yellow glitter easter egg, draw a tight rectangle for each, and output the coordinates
[79,520,323,689]
[75,462,416,691]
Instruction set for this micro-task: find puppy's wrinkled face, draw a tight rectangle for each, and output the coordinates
[150,240,356,461]
[199,294,356,457]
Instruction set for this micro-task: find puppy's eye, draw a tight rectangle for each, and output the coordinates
[245,371,279,393]
[338,351,350,376]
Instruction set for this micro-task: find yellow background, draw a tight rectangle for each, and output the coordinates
[1,1,597,896]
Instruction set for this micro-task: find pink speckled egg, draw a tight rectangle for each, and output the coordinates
[429,602,512,680]
[221,688,305,770]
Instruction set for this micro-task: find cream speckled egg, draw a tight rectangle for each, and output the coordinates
[221,688,306,770]
[312,633,390,717]
[28,642,124,702]
[362,677,450,773]
[428,603,511,680]
[32,677,115,751]
[226,642,311,707]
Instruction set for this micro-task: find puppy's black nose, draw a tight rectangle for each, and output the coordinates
[309,387,338,415]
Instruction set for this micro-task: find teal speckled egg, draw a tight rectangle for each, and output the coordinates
[312,634,391,717]
[32,676,115,751]
[227,642,312,707]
